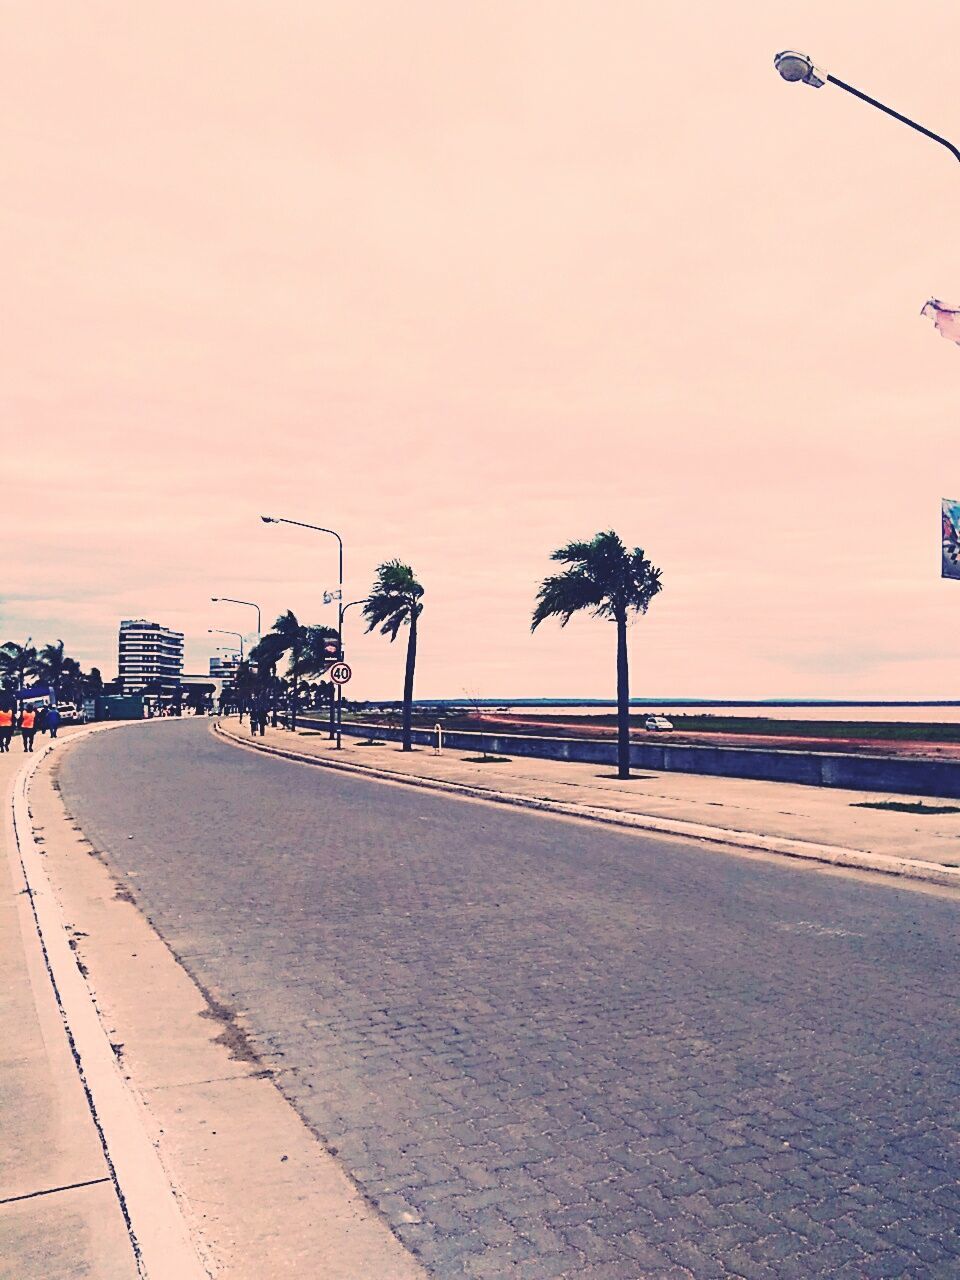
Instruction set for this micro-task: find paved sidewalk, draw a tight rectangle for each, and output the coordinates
[219,718,960,880]
[0,730,138,1280]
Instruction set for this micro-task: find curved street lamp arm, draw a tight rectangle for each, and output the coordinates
[207,628,244,660]
[261,517,343,587]
[826,74,960,165]
[212,597,261,634]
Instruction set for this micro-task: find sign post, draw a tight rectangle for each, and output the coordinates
[325,661,351,750]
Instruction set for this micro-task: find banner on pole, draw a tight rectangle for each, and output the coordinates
[942,498,960,578]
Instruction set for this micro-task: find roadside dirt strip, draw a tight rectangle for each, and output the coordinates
[215,720,960,890]
[17,723,425,1280]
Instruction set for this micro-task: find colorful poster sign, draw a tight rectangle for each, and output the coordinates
[942,498,960,579]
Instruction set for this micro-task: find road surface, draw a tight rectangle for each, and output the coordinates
[58,720,959,1279]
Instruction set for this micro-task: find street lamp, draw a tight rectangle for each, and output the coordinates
[208,628,244,661]
[211,597,261,637]
[774,51,960,165]
[261,515,345,747]
[324,599,368,740]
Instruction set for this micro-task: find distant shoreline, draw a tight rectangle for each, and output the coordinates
[376,698,960,709]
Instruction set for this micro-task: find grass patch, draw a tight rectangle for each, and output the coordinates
[851,800,960,815]
[462,755,512,764]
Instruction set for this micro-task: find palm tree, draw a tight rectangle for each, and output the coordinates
[61,657,84,704]
[265,610,313,730]
[363,561,424,751]
[231,659,256,715]
[0,639,39,694]
[295,625,342,682]
[532,530,662,780]
[249,631,287,726]
[38,640,68,695]
[294,625,342,735]
[83,667,104,701]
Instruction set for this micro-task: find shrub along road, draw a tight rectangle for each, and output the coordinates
[59,718,959,1279]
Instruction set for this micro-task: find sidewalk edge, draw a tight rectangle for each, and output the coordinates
[11,725,210,1280]
[213,720,960,889]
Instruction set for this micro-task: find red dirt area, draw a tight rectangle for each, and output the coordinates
[473,715,960,761]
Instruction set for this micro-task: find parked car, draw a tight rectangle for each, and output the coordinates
[56,702,85,725]
[643,714,674,732]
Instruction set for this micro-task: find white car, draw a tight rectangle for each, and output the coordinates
[56,703,85,725]
[643,714,674,732]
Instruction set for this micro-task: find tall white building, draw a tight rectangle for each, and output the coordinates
[117,620,184,696]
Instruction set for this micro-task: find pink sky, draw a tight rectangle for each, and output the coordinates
[4,2,960,700]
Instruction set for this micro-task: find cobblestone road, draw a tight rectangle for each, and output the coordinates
[59,721,960,1278]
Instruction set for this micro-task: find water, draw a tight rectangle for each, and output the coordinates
[491,704,960,724]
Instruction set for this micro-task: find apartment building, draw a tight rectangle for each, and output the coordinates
[117,620,184,696]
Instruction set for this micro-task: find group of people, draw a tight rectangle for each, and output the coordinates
[0,703,61,753]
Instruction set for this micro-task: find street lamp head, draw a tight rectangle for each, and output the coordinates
[260,515,275,524]
[211,596,219,602]
[774,50,826,88]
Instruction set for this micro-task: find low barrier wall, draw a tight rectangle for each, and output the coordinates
[301,717,960,799]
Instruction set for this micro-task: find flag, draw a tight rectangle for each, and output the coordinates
[922,298,960,344]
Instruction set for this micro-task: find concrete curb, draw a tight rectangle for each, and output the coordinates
[11,723,209,1280]
[214,719,960,889]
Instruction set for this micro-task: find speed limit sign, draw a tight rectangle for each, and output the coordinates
[328,661,352,685]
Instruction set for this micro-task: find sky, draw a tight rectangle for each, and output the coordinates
[4,2,960,701]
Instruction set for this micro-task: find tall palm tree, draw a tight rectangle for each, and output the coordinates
[0,639,39,694]
[363,561,424,751]
[266,610,313,730]
[532,530,662,780]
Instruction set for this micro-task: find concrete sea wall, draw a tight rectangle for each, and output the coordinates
[303,718,960,799]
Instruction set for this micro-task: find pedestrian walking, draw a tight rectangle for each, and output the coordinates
[20,706,37,752]
[46,705,60,739]
[36,705,49,735]
[0,705,13,752]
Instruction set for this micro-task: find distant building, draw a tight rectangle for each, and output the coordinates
[117,620,184,697]
[209,651,241,681]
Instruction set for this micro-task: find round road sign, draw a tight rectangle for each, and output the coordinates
[328,661,352,685]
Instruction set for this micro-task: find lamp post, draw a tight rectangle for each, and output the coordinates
[261,515,345,746]
[773,51,960,165]
[207,628,244,661]
[211,597,261,637]
[325,599,368,743]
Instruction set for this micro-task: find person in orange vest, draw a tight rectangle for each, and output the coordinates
[19,706,37,752]
[0,706,13,752]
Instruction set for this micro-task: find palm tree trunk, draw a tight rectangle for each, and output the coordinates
[401,612,418,751]
[616,610,630,779]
